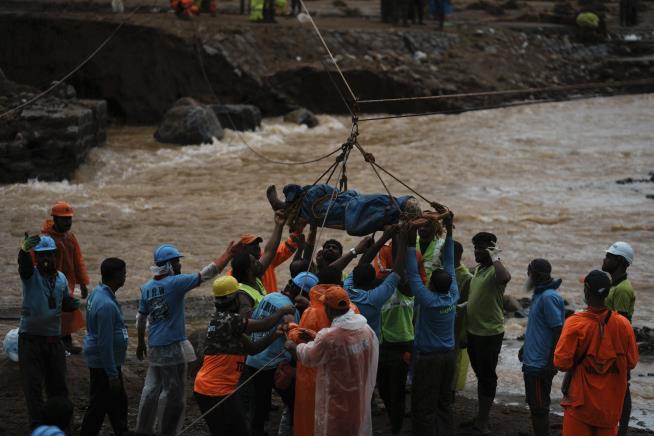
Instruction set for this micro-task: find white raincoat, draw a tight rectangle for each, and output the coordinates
[296,310,379,436]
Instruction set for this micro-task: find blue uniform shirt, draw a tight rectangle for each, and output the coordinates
[84,284,128,378]
[20,269,70,337]
[523,281,565,371]
[407,238,459,353]
[138,273,200,347]
[246,292,299,369]
[344,271,400,338]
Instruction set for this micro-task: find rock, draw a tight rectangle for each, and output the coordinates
[283,108,319,128]
[154,98,224,145]
[210,104,261,132]
[0,78,107,184]
[634,326,654,355]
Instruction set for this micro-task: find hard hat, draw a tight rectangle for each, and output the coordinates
[606,241,634,266]
[292,271,319,293]
[51,201,74,217]
[212,276,239,297]
[34,236,57,252]
[154,244,183,264]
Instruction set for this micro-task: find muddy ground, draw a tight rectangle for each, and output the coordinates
[1,302,653,435]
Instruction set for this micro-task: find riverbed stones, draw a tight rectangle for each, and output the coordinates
[283,108,319,128]
[210,104,262,131]
[154,98,224,145]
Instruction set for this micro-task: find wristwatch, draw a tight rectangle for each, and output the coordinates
[349,247,358,257]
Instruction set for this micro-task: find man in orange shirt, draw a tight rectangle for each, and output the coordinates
[237,224,303,293]
[554,270,639,436]
[193,276,294,436]
[41,201,89,354]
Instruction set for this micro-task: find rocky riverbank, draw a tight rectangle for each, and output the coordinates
[1,2,654,125]
[0,73,107,183]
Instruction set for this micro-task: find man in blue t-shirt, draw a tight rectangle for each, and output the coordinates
[18,234,79,430]
[520,258,565,436]
[242,274,308,436]
[135,242,236,436]
[81,257,129,436]
[398,212,459,435]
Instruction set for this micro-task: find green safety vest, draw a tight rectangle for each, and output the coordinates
[238,279,266,307]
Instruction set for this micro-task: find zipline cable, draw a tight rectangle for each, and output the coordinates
[356,77,654,106]
[193,34,344,165]
[297,0,357,103]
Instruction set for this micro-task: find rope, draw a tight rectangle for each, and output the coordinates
[355,77,654,106]
[358,97,575,122]
[176,348,287,435]
[297,0,357,103]
[193,32,344,166]
[0,2,152,121]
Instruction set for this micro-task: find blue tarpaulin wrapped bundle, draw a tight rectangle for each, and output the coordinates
[282,184,416,236]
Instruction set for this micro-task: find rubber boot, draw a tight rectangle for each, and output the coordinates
[531,412,550,436]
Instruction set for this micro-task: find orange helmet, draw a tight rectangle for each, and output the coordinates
[51,201,74,217]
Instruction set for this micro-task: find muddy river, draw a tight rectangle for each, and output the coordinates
[1,94,653,427]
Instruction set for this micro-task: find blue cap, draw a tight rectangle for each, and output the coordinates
[33,236,56,252]
[292,271,319,293]
[154,244,183,263]
[31,425,65,436]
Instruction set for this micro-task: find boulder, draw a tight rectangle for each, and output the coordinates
[283,108,319,128]
[154,98,224,145]
[210,104,262,131]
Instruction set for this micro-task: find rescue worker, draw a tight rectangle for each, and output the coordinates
[134,241,236,436]
[292,267,359,436]
[343,227,402,338]
[236,216,301,293]
[371,234,426,435]
[18,234,80,429]
[193,276,294,436]
[519,259,565,436]
[243,273,303,436]
[554,270,639,436]
[462,232,511,435]
[602,241,636,436]
[285,286,379,436]
[41,201,89,354]
[400,213,459,436]
[81,258,129,436]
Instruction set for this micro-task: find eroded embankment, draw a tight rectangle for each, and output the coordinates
[1,11,654,123]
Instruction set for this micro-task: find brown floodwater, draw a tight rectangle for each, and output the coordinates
[1,94,653,426]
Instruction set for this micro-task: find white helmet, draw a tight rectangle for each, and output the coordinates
[606,241,634,266]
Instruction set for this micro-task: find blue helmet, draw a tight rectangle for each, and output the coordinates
[292,271,319,293]
[154,244,183,264]
[33,236,57,252]
[31,425,65,436]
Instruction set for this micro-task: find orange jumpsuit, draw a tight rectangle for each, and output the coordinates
[554,307,639,436]
[41,220,88,335]
[293,285,359,436]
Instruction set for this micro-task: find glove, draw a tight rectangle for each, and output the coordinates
[486,246,502,263]
[22,234,41,252]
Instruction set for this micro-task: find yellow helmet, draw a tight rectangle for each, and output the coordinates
[212,276,239,297]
